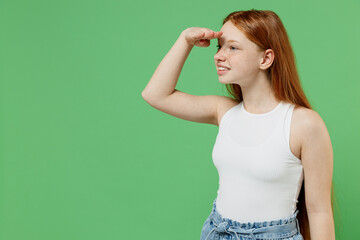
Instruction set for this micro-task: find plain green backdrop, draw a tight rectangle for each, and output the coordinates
[0,0,359,239]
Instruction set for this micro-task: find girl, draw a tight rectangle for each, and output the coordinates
[142,9,335,240]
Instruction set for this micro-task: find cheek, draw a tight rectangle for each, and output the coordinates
[234,55,255,70]
[240,54,259,70]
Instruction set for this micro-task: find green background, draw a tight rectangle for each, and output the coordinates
[0,0,358,239]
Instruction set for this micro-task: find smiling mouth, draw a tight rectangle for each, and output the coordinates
[217,68,230,75]
[217,66,230,70]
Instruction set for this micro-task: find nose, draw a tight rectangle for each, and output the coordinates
[214,49,226,62]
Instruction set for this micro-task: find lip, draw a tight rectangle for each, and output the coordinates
[217,69,230,75]
[217,65,231,69]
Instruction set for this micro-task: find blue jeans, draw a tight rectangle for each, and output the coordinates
[200,198,304,240]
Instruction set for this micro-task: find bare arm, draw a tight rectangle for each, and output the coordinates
[141,32,193,99]
[300,109,335,239]
[141,28,228,126]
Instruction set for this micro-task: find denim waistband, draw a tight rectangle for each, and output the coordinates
[206,198,301,240]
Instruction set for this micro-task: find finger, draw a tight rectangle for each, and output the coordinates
[208,33,221,39]
[199,31,218,40]
[194,32,203,39]
[207,31,222,38]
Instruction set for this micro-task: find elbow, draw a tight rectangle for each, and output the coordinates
[141,90,149,99]
[141,90,153,105]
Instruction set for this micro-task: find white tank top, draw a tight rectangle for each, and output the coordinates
[212,100,304,222]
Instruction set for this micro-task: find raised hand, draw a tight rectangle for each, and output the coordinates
[181,27,223,48]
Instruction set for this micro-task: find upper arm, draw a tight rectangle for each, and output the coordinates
[300,109,334,213]
[142,89,233,126]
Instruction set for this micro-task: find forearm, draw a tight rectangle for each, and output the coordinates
[142,32,193,100]
[307,211,335,240]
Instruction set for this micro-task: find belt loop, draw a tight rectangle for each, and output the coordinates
[296,218,301,234]
[250,229,256,239]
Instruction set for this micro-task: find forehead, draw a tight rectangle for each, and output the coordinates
[217,21,247,44]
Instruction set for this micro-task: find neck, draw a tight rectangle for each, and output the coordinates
[240,73,280,114]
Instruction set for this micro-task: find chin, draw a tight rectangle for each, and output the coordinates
[218,78,233,84]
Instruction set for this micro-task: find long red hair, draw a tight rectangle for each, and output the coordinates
[220,9,339,240]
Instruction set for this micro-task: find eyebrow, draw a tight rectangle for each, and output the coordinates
[217,39,241,43]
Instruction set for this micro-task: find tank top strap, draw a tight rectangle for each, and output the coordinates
[283,103,295,151]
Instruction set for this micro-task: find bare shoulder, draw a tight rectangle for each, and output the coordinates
[293,105,325,130]
[293,105,333,195]
[216,96,241,126]
[292,105,328,151]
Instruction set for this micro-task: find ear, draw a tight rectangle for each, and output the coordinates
[259,49,274,70]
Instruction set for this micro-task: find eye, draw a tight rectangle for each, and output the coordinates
[216,45,237,50]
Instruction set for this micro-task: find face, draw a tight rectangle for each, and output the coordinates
[214,21,267,85]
